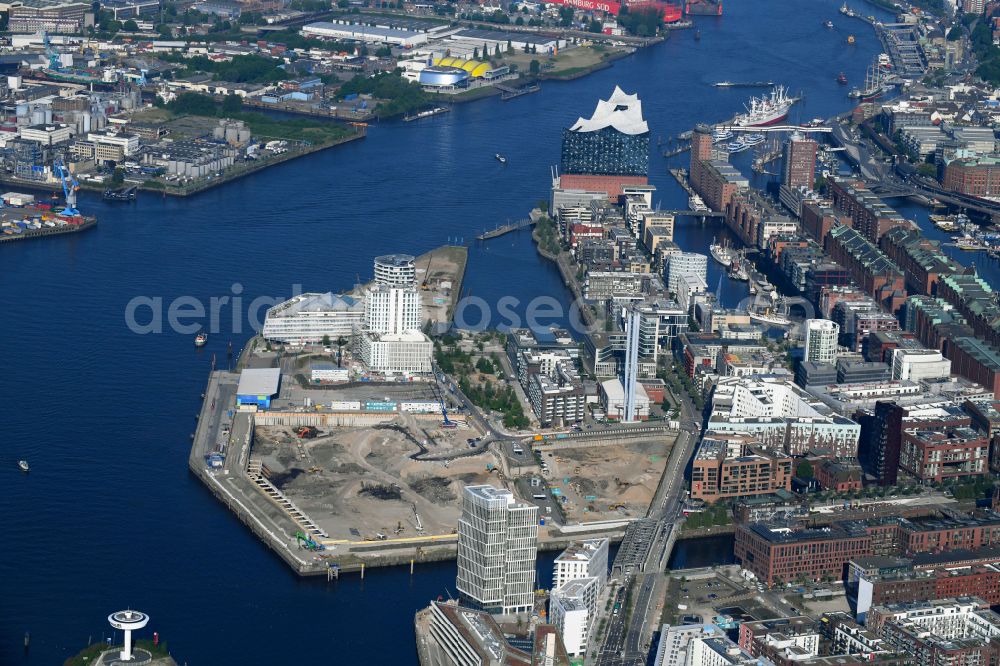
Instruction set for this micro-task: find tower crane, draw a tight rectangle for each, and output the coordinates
[53,159,80,216]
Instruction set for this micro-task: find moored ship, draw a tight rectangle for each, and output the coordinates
[733,86,797,127]
[849,59,893,100]
[747,306,793,327]
[710,237,735,267]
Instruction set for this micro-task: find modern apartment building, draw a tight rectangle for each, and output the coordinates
[553,538,609,590]
[549,576,600,657]
[456,485,539,615]
[690,431,793,503]
[804,319,839,364]
[373,253,416,287]
[708,376,861,457]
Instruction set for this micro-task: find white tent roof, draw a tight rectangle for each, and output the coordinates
[569,86,648,136]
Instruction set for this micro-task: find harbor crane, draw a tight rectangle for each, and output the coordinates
[53,159,80,216]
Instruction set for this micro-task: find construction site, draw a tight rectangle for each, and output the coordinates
[527,438,674,525]
[252,414,498,543]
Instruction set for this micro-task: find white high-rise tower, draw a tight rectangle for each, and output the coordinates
[622,307,641,423]
[803,319,839,364]
[456,485,538,615]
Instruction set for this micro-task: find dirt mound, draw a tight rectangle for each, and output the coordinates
[359,482,403,501]
[268,468,304,488]
[410,476,457,504]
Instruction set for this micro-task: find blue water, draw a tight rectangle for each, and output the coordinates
[1,1,893,662]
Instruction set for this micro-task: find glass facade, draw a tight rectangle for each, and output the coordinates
[560,126,650,177]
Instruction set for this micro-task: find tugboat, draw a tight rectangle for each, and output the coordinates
[837,72,848,85]
[495,153,507,165]
[18,460,29,473]
[194,331,208,347]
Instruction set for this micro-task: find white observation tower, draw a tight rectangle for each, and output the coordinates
[107,610,149,662]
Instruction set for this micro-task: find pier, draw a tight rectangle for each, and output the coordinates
[476,217,536,240]
[403,106,450,122]
[661,143,691,158]
[0,216,97,243]
[752,139,783,173]
[496,83,541,101]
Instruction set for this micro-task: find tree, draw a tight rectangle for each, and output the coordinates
[111,167,125,185]
[336,336,347,367]
[322,334,331,347]
[947,25,963,41]
[221,93,243,114]
[796,460,814,479]
[529,59,540,75]
[506,38,513,53]
[123,19,138,31]
[917,163,937,178]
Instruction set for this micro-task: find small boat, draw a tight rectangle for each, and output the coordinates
[726,139,748,153]
[195,332,208,347]
[847,34,856,44]
[837,72,848,85]
[712,128,734,143]
[694,30,701,40]
[495,153,507,164]
[824,19,834,28]
[743,133,765,146]
[18,460,29,472]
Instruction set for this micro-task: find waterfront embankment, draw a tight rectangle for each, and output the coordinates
[0,130,367,202]
[186,361,631,577]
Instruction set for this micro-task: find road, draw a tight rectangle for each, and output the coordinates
[596,421,698,666]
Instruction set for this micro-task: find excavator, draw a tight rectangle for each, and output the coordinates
[294,531,324,551]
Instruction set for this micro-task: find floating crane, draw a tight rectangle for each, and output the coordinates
[53,159,80,216]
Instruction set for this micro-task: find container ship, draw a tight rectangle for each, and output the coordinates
[685,0,721,15]
[734,86,797,127]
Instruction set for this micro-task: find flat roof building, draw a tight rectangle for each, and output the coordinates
[691,431,793,503]
[553,538,608,590]
[262,292,363,345]
[301,21,428,47]
[236,368,281,409]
